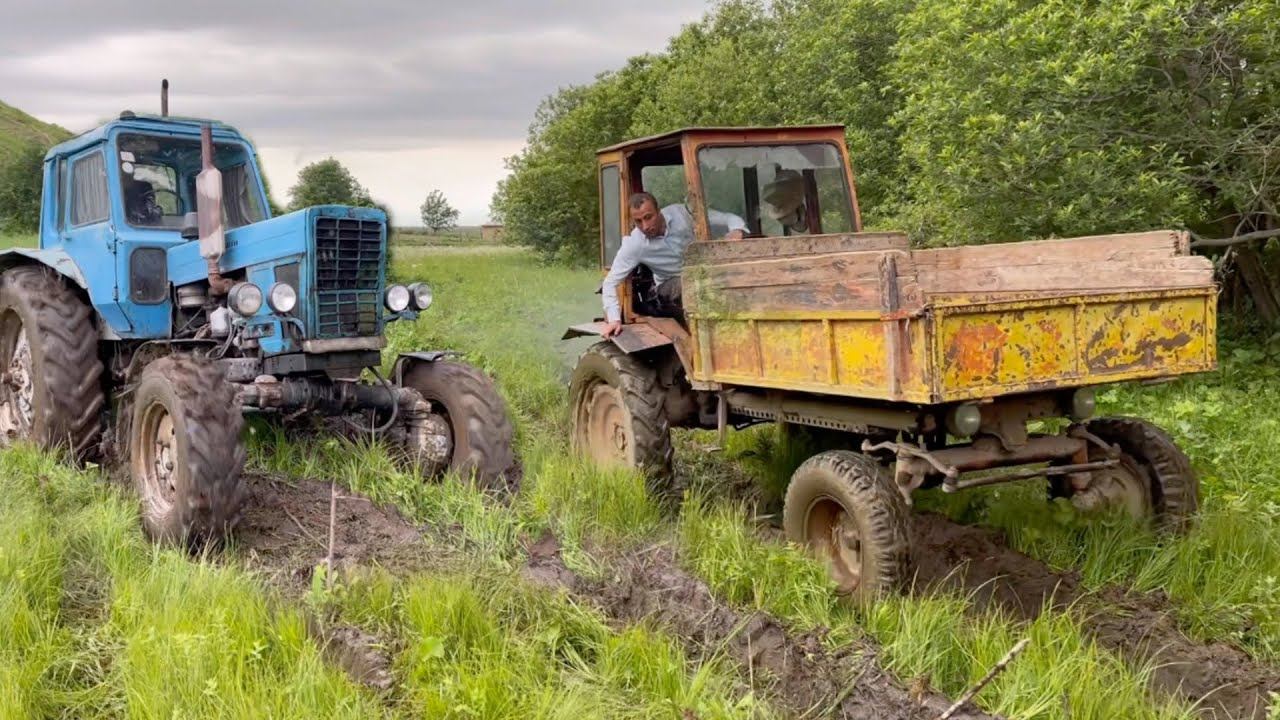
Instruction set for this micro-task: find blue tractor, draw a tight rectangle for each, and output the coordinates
[0,101,514,544]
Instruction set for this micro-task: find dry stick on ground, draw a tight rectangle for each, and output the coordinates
[936,638,1030,720]
[326,479,338,591]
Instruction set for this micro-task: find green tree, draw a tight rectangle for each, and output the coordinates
[288,157,374,211]
[419,189,459,232]
[0,142,47,234]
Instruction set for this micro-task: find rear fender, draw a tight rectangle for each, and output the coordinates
[0,248,124,340]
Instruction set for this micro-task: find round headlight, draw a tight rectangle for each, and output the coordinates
[267,282,298,313]
[228,282,263,316]
[408,282,433,311]
[385,284,411,312]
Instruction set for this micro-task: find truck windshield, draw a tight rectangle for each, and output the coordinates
[696,143,855,238]
[117,133,267,231]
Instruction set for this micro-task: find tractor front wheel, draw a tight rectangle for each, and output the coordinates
[129,355,247,546]
[783,450,911,600]
[399,359,515,487]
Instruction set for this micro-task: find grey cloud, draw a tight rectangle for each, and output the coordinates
[2,0,708,148]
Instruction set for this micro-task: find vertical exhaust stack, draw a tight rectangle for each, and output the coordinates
[161,79,168,117]
[196,124,232,294]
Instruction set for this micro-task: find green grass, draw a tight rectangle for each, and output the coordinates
[6,245,1280,719]
[0,101,70,162]
[0,233,36,250]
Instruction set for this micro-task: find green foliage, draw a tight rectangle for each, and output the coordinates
[419,189,460,232]
[288,157,379,212]
[496,0,1280,258]
[0,143,47,234]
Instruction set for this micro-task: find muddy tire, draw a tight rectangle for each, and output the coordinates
[400,360,515,486]
[783,450,911,599]
[1081,417,1199,533]
[569,342,674,495]
[129,355,247,546]
[0,266,104,462]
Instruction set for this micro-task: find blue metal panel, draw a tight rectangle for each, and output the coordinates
[168,211,309,286]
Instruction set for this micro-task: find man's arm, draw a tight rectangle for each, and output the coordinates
[601,233,642,329]
[707,207,748,239]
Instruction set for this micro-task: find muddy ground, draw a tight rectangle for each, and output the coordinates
[910,512,1280,720]
[224,470,1278,719]
[523,532,995,720]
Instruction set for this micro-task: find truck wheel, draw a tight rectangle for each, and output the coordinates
[569,342,674,495]
[400,360,515,486]
[0,266,104,462]
[783,450,911,599]
[129,355,247,546]
[1073,417,1199,532]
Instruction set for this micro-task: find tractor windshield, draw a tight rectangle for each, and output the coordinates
[117,133,267,231]
[696,143,855,238]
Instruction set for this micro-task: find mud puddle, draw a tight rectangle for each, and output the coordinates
[523,532,995,720]
[910,512,1280,719]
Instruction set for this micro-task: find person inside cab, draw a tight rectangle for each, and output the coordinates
[123,178,163,227]
[601,192,746,337]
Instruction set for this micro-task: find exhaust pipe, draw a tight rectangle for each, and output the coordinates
[161,79,168,117]
[196,124,232,294]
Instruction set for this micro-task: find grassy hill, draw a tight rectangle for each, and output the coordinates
[0,100,71,162]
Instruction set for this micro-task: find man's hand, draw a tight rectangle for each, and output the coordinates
[602,321,623,338]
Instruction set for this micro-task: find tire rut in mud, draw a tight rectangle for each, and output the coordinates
[910,512,1280,720]
[522,532,996,720]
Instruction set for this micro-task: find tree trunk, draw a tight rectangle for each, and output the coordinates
[1234,246,1280,324]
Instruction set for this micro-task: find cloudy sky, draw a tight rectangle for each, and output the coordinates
[2,1,710,225]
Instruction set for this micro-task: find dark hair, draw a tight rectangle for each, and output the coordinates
[628,191,658,210]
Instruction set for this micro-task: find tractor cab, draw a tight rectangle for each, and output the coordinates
[592,126,863,325]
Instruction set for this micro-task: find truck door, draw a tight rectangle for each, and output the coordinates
[60,145,132,333]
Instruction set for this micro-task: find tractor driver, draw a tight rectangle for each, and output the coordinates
[601,192,746,338]
[123,178,163,227]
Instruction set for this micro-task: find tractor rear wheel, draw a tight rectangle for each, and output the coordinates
[129,355,247,546]
[1067,417,1199,533]
[0,266,104,462]
[399,359,515,487]
[569,342,674,496]
[783,450,911,600]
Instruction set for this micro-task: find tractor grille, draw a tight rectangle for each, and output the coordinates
[313,216,384,338]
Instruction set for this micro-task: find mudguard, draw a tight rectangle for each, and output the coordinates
[0,248,89,289]
[392,350,462,384]
[562,321,674,354]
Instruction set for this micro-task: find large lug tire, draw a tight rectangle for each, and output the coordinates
[400,360,515,486]
[569,342,674,495]
[783,450,911,600]
[0,266,104,462]
[1075,417,1200,533]
[129,355,247,546]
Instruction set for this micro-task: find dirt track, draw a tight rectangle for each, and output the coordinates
[911,513,1280,720]
[523,533,996,720]
[225,471,1279,719]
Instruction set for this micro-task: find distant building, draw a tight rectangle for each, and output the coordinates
[480,223,504,243]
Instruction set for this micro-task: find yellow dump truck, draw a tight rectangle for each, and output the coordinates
[565,126,1215,598]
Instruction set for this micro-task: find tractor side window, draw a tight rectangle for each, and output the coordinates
[222,164,265,229]
[697,143,855,238]
[640,165,687,209]
[70,151,109,227]
[600,164,622,267]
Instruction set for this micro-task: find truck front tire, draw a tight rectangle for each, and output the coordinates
[399,359,515,487]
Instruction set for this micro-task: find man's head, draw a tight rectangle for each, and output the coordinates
[629,192,666,239]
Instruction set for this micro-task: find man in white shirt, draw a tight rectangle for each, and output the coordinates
[601,192,747,337]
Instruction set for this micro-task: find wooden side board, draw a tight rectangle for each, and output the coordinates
[685,231,909,265]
